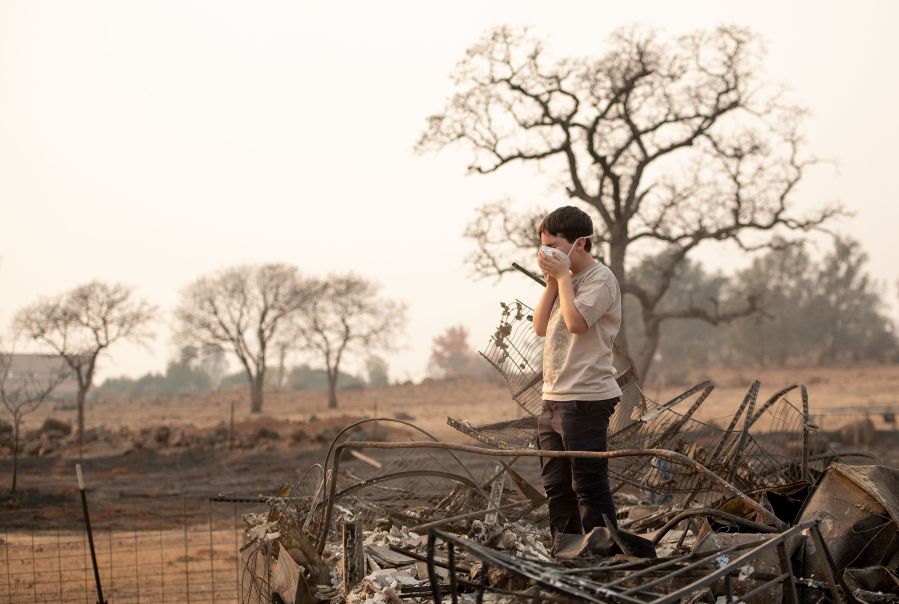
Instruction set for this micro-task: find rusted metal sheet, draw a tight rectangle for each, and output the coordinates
[270,542,316,604]
[797,464,899,580]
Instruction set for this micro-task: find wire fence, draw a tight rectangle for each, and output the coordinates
[0,497,260,604]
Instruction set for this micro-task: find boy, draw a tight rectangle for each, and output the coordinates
[533,205,622,543]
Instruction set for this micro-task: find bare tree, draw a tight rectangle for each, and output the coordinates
[291,273,406,408]
[175,264,310,413]
[14,281,155,456]
[0,340,69,492]
[417,25,840,382]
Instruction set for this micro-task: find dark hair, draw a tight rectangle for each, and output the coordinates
[538,206,593,252]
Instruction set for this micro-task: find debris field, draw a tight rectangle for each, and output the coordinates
[235,301,899,604]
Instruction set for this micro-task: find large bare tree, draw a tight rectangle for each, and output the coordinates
[175,264,310,413]
[14,281,156,455]
[417,25,840,382]
[0,340,69,492]
[290,273,406,409]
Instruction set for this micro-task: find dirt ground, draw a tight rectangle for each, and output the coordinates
[0,365,896,602]
[2,363,897,526]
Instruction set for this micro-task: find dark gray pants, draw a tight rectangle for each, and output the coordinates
[538,398,618,538]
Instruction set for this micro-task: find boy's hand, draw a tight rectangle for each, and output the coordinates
[537,250,570,281]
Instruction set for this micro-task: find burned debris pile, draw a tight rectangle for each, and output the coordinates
[237,301,898,603]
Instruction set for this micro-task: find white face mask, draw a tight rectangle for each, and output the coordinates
[540,236,586,265]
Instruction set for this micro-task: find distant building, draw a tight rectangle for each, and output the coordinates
[1,353,81,400]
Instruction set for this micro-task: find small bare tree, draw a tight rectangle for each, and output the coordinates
[14,282,156,455]
[365,355,390,388]
[175,264,310,413]
[417,25,840,384]
[0,340,69,492]
[291,273,406,408]
[428,325,480,379]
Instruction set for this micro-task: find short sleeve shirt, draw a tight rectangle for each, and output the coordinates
[542,262,622,401]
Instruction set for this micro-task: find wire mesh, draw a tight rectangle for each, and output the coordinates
[305,419,552,553]
[607,382,737,507]
[479,300,545,417]
[445,416,538,450]
[0,498,253,604]
[740,389,838,486]
[324,448,518,533]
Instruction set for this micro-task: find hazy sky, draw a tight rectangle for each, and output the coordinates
[2,1,898,383]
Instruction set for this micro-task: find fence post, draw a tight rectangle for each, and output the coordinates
[107,527,113,598]
[208,500,216,603]
[30,528,36,600]
[159,528,166,603]
[76,464,106,604]
[133,528,140,604]
[4,527,11,600]
[183,498,191,604]
[56,524,63,601]
[234,501,241,600]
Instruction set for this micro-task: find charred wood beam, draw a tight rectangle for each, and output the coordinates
[348,449,383,469]
[342,522,365,593]
[390,542,472,574]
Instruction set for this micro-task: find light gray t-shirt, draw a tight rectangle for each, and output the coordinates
[542,262,622,401]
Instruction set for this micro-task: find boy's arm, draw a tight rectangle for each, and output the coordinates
[533,277,558,337]
[556,273,588,334]
[536,251,589,335]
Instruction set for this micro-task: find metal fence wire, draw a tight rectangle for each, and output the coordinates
[0,497,257,604]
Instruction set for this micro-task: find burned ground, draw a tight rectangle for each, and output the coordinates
[0,368,897,603]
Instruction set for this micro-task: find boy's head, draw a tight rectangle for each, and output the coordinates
[538,206,593,253]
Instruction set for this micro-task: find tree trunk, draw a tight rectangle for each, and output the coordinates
[276,346,286,391]
[250,377,264,414]
[609,232,649,429]
[636,319,662,384]
[607,234,630,365]
[76,387,87,460]
[327,371,338,409]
